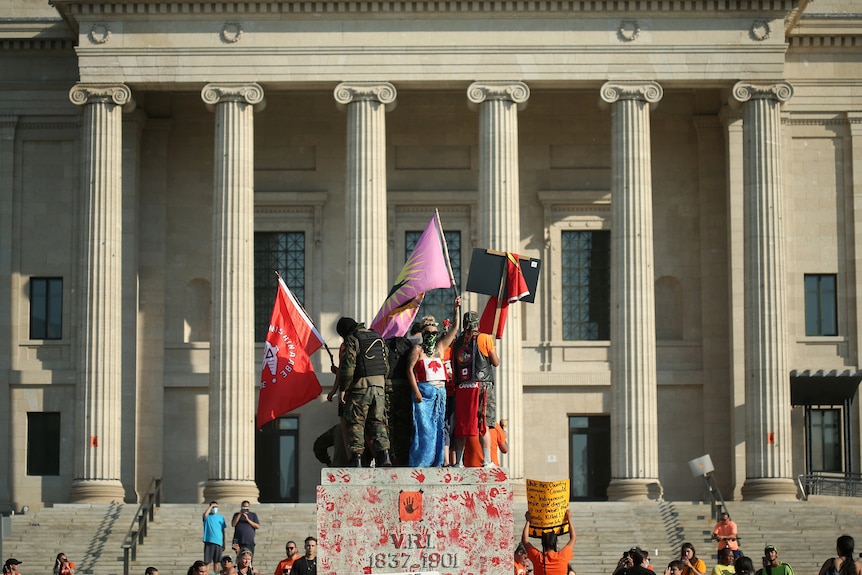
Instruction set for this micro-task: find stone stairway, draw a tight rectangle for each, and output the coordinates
[4,498,861,575]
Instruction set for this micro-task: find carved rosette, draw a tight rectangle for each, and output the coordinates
[600,81,663,105]
[69,84,135,111]
[333,82,397,109]
[467,81,530,106]
[201,83,266,110]
[732,81,793,104]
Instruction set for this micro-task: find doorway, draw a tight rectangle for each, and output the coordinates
[568,415,611,500]
[256,416,299,502]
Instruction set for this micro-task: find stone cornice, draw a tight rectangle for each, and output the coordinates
[51,0,799,29]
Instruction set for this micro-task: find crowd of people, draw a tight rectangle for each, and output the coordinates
[508,508,862,575]
[321,296,507,469]
[194,501,317,575]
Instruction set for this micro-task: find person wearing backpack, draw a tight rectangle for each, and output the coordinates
[335,317,391,468]
[385,323,422,466]
[755,546,792,575]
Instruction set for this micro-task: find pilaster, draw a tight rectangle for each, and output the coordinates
[0,115,18,509]
[201,83,265,503]
[720,107,747,501]
[600,81,663,501]
[731,81,797,500]
[334,82,396,322]
[467,81,529,479]
[68,84,135,503]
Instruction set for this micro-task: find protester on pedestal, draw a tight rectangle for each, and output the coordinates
[451,311,500,467]
[407,297,461,467]
[335,317,391,467]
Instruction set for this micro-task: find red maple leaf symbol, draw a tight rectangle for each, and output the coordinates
[428,360,443,373]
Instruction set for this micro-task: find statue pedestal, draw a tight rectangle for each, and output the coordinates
[317,467,513,575]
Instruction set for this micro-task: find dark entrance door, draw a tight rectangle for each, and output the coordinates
[569,415,611,500]
[256,417,299,502]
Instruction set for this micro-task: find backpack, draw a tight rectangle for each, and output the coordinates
[385,336,413,380]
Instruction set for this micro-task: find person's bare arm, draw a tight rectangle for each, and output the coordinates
[438,296,462,350]
[488,344,500,367]
[563,508,576,549]
[521,511,532,547]
[497,421,509,454]
[406,345,422,402]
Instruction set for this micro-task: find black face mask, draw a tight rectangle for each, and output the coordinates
[422,332,438,355]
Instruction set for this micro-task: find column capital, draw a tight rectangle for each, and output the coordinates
[731,81,793,105]
[600,81,663,106]
[334,82,397,110]
[201,83,266,111]
[467,81,530,108]
[69,83,135,112]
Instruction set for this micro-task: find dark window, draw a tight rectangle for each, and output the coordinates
[804,274,837,336]
[254,232,306,341]
[405,229,461,326]
[30,277,63,340]
[561,231,610,340]
[27,412,61,476]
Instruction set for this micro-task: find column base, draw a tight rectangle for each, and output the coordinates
[741,478,798,501]
[69,479,126,503]
[203,479,260,504]
[606,478,663,501]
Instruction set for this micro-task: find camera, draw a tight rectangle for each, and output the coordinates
[624,552,630,560]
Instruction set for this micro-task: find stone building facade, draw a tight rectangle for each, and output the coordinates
[1,0,860,508]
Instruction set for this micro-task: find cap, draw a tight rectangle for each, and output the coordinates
[463,311,480,329]
[5,560,22,568]
[764,545,777,554]
[336,317,358,338]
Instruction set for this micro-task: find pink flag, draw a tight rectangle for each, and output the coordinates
[257,278,324,428]
[371,214,453,339]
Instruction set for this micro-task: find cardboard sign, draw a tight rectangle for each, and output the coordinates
[526,479,570,538]
[465,248,541,303]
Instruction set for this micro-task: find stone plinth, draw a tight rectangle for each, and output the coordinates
[317,467,513,575]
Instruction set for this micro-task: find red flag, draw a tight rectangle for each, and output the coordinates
[257,278,324,428]
[479,252,530,339]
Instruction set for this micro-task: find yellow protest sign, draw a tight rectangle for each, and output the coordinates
[526,479,570,538]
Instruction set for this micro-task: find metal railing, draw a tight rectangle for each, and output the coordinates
[797,471,862,500]
[122,477,163,575]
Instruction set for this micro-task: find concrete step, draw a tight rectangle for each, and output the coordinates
[3,498,861,575]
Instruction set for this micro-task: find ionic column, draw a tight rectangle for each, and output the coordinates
[600,81,663,501]
[68,84,135,502]
[201,83,265,503]
[467,81,529,479]
[334,82,396,322]
[732,81,797,500]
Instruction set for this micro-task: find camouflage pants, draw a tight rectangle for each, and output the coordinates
[386,378,414,466]
[342,375,390,457]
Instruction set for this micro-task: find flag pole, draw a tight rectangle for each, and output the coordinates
[434,209,459,297]
[274,271,336,370]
